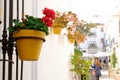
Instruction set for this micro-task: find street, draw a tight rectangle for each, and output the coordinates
[100,69,114,80]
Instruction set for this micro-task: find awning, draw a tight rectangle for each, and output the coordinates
[83,51,110,57]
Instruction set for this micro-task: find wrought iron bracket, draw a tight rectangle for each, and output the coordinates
[0,59,14,63]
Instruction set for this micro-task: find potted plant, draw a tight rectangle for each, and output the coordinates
[70,48,91,80]
[67,25,86,44]
[52,11,68,34]
[67,32,75,43]
[67,12,96,44]
[110,50,117,68]
[8,7,55,61]
[67,26,75,43]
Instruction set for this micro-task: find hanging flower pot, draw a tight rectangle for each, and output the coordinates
[68,38,75,43]
[52,11,69,35]
[74,31,86,44]
[67,32,75,43]
[14,30,45,61]
[53,27,62,34]
[8,8,56,61]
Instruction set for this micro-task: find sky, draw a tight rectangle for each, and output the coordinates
[39,0,120,22]
[55,0,120,37]
[66,0,120,40]
[70,0,120,22]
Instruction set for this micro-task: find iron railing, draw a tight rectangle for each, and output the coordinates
[0,0,24,80]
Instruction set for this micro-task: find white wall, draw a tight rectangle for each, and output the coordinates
[37,33,74,80]
[35,1,74,80]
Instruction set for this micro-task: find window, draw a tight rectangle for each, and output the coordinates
[101,27,104,32]
[88,41,97,46]
[89,32,96,36]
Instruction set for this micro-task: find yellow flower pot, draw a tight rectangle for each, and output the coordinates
[14,30,46,61]
[53,27,62,34]
[68,38,75,43]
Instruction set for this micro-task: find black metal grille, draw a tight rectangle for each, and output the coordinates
[0,0,24,80]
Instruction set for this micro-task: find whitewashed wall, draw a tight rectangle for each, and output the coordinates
[37,33,74,80]
[30,0,74,80]
[34,1,74,80]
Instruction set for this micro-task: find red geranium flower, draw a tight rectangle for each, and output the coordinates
[42,7,55,19]
[42,16,53,27]
[42,7,55,27]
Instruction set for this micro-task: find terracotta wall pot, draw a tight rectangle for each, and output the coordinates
[14,30,46,61]
[68,38,75,43]
[53,27,62,34]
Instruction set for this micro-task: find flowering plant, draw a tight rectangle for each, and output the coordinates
[8,7,55,35]
[52,11,69,28]
[67,12,96,44]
